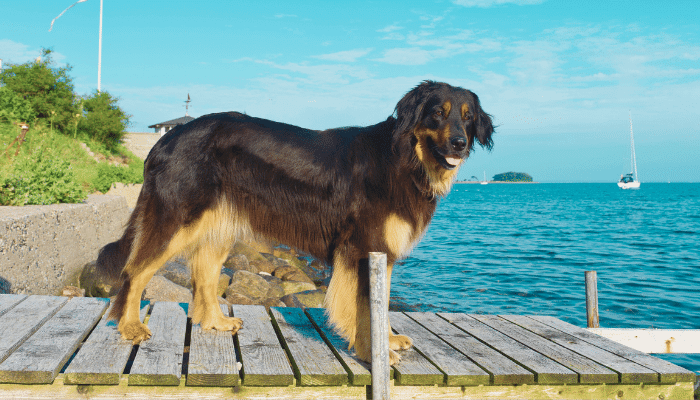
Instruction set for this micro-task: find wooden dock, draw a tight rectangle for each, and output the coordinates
[0,294,695,399]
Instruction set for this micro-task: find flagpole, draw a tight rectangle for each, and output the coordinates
[97,0,103,92]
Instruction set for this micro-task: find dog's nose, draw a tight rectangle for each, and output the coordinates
[451,137,467,152]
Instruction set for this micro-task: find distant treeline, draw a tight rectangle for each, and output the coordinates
[492,172,533,182]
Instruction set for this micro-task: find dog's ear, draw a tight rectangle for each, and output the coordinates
[392,81,440,154]
[471,92,494,150]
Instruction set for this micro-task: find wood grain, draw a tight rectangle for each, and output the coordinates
[387,311,447,386]
[187,304,239,387]
[231,305,294,386]
[0,294,27,317]
[0,297,108,384]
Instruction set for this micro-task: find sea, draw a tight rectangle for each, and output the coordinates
[391,182,700,372]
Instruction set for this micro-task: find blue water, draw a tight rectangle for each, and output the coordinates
[392,183,700,372]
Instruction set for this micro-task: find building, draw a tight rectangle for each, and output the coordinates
[148,116,195,136]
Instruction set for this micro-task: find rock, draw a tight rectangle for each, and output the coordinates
[260,297,286,309]
[249,259,277,274]
[281,280,317,296]
[223,254,259,274]
[225,270,270,301]
[245,240,275,255]
[260,274,285,298]
[231,242,267,263]
[156,258,191,289]
[280,289,325,308]
[143,276,193,304]
[61,285,85,298]
[79,261,118,297]
[302,259,332,284]
[273,265,315,284]
[260,253,289,268]
[224,292,256,306]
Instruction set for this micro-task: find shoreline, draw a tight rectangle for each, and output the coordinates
[455,181,539,184]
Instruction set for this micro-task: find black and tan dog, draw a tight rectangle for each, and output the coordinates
[97,80,493,364]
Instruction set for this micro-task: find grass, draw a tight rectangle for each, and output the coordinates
[0,120,144,205]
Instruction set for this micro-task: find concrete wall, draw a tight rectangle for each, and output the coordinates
[0,195,131,295]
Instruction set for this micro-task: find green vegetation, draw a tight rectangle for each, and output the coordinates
[492,172,533,182]
[0,48,142,206]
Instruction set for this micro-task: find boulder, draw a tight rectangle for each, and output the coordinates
[156,258,191,289]
[225,270,270,301]
[217,273,231,297]
[260,274,285,298]
[223,292,256,306]
[273,265,315,284]
[281,280,317,296]
[143,276,193,304]
[249,259,277,274]
[223,254,259,274]
[280,289,325,308]
[231,242,267,263]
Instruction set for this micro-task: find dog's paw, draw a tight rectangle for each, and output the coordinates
[390,333,413,351]
[389,349,402,366]
[120,321,152,344]
[201,315,243,334]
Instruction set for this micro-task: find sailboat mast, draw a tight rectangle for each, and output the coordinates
[629,112,638,181]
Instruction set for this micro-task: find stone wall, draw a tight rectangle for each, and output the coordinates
[0,195,130,295]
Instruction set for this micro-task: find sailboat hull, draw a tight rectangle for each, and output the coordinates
[617,181,640,189]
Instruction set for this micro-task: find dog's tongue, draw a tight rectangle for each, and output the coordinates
[444,156,462,166]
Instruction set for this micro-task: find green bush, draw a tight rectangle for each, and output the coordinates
[79,90,131,150]
[93,162,144,193]
[0,148,87,206]
[0,87,35,123]
[0,49,76,132]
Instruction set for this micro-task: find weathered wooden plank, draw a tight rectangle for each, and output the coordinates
[586,327,700,354]
[532,315,697,384]
[305,307,372,386]
[501,315,659,384]
[439,312,577,384]
[128,302,188,386]
[390,312,488,386]
[270,307,348,386]
[408,312,534,385]
[186,304,239,387]
[469,314,619,384]
[231,304,294,386]
[0,297,108,384]
[387,312,448,386]
[63,300,150,385]
[0,295,68,365]
[0,294,27,317]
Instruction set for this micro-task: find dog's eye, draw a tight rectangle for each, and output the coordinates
[434,110,444,117]
[463,114,471,121]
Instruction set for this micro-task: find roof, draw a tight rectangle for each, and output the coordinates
[148,116,195,128]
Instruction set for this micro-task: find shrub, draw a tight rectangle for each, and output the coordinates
[79,90,131,150]
[92,162,144,193]
[0,87,35,123]
[0,49,76,132]
[0,148,87,206]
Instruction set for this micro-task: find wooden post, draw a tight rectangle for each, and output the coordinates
[369,252,390,400]
[585,271,600,328]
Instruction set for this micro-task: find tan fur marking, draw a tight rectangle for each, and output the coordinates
[413,126,462,197]
[442,101,452,117]
[324,251,359,348]
[120,200,250,341]
[461,103,470,119]
[384,213,414,259]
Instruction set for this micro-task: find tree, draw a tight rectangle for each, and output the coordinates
[0,87,35,123]
[79,90,131,149]
[0,48,76,131]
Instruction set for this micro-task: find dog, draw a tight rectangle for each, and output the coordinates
[97,80,493,365]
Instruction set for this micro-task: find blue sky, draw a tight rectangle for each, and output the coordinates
[1,0,698,182]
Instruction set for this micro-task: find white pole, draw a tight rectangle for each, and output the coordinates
[97,0,103,92]
[369,252,390,400]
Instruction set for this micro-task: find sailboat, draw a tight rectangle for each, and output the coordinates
[481,171,488,185]
[618,113,640,189]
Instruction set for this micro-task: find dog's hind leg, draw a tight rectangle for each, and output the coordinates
[190,242,242,333]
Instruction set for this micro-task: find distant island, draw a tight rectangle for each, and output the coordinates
[492,172,533,182]
[457,172,535,183]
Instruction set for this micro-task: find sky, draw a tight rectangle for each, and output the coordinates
[1,0,698,182]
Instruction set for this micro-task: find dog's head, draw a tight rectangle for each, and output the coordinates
[393,81,494,196]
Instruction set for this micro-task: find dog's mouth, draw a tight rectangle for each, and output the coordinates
[427,138,462,170]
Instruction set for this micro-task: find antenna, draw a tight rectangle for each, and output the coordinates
[184,93,191,116]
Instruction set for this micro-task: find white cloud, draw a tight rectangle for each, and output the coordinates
[377,24,403,33]
[312,48,373,63]
[0,39,44,65]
